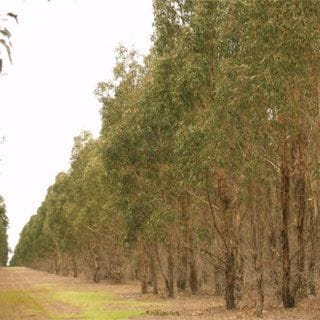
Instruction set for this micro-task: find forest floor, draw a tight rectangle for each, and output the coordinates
[0,267,319,320]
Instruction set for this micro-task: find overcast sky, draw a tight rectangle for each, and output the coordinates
[0,0,153,255]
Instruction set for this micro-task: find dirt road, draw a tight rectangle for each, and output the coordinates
[0,267,320,320]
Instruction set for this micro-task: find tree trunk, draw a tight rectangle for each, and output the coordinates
[71,253,78,278]
[281,138,295,308]
[215,168,237,310]
[166,243,174,298]
[176,245,187,291]
[294,135,307,298]
[308,185,318,296]
[255,264,264,317]
[189,246,198,294]
[177,193,188,292]
[214,264,223,296]
[54,252,60,275]
[251,191,264,317]
[149,251,158,295]
[93,253,101,283]
[140,239,148,294]
[225,249,236,310]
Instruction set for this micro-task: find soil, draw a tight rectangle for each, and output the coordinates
[0,267,320,320]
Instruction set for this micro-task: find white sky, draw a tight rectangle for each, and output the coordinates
[0,0,153,255]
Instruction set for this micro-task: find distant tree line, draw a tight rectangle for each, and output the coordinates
[11,0,320,315]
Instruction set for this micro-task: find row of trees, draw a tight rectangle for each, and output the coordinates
[1,10,16,268]
[11,0,320,315]
[0,196,9,266]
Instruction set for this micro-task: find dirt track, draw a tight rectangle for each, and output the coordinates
[1,267,320,320]
[0,267,65,290]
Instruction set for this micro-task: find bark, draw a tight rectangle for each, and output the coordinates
[267,185,281,300]
[225,249,236,310]
[214,264,223,296]
[93,253,101,283]
[71,253,78,278]
[215,168,237,310]
[189,246,199,294]
[149,250,158,295]
[308,186,318,296]
[251,193,264,317]
[166,243,175,298]
[176,244,187,291]
[140,239,148,294]
[293,135,307,298]
[54,252,60,275]
[177,194,188,292]
[255,264,264,317]
[281,138,295,308]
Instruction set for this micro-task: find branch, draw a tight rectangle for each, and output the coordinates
[86,225,115,242]
[205,172,229,250]
[290,232,313,263]
[260,154,280,171]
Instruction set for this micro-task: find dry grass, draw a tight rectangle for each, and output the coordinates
[0,267,319,320]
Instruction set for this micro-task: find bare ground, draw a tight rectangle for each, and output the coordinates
[0,267,320,319]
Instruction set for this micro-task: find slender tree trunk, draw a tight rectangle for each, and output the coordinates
[166,243,174,298]
[140,239,148,294]
[225,249,236,310]
[267,184,281,300]
[251,190,264,317]
[54,251,60,275]
[281,138,295,308]
[308,184,318,296]
[149,250,158,295]
[295,155,307,298]
[189,246,198,294]
[234,211,244,300]
[93,253,101,283]
[176,244,187,291]
[177,192,189,292]
[214,264,223,296]
[71,253,78,278]
[255,262,264,317]
[215,168,237,310]
[53,242,61,275]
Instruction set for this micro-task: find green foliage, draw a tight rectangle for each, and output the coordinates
[11,1,320,310]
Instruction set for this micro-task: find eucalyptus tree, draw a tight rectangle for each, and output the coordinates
[219,1,320,308]
[41,172,75,274]
[154,0,320,311]
[68,132,125,282]
[97,46,159,292]
[10,0,320,315]
[10,210,52,268]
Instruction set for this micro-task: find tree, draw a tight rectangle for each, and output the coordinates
[11,0,320,314]
[0,196,9,266]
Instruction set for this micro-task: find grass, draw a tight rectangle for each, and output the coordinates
[0,285,159,320]
[0,289,47,319]
[52,290,153,319]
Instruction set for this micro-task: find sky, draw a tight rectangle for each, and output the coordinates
[0,0,153,255]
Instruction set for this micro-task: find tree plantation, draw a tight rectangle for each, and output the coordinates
[10,0,320,316]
